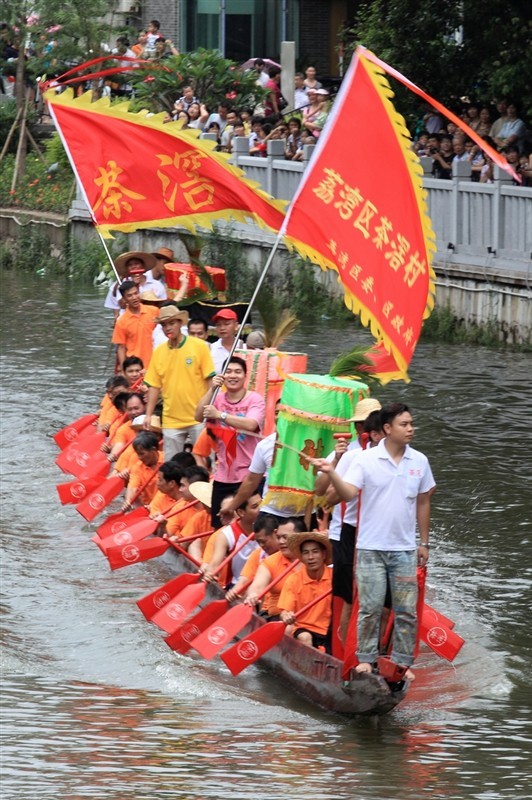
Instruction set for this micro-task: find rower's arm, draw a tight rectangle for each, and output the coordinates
[226,472,263,511]
[116,344,126,372]
[311,459,359,501]
[144,386,161,424]
[243,563,273,606]
[416,491,431,545]
[202,531,229,579]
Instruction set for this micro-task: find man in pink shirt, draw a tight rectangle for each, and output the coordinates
[195,356,265,526]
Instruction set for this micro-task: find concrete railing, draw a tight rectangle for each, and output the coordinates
[68,133,532,277]
[230,139,532,276]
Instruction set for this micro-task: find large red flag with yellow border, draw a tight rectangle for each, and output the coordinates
[281,48,437,382]
[45,89,286,238]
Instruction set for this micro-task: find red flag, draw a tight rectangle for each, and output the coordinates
[282,48,437,382]
[44,89,286,238]
[207,422,237,464]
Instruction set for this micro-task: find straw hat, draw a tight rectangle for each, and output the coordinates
[348,397,382,423]
[139,290,162,302]
[155,305,189,325]
[114,250,157,274]
[287,531,332,563]
[188,481,213,508]
[131,414,162,433]
[152,247,175,262]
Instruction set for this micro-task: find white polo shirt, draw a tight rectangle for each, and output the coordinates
[344,438,435,551]
[210,338,244,373]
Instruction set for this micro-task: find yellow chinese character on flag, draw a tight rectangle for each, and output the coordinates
[93,160,146,220]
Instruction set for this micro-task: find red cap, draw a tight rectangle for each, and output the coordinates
[212,309,238,322]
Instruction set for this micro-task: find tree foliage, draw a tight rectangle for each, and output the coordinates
[129,49,267,114]
[341,0,532,126]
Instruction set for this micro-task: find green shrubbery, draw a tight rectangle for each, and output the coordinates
[0,153,74,214]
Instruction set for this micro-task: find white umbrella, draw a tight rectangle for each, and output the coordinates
[241,57,281,71]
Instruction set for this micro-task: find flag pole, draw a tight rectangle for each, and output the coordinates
[96,228,122,284]
[211,226,286,400]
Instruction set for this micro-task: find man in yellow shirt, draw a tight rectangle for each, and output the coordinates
[144,306,216,458]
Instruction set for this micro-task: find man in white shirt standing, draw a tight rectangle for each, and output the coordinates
[209,308,244,373]
[313,403,435,681]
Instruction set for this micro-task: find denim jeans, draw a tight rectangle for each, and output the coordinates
[355,549,418,667]
[162,423,204,459]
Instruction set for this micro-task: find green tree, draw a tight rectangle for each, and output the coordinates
[129,48,267,114]
[0,0,119,183]
[341,0,532,126]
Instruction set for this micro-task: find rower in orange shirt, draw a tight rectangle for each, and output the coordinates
[179,480,213,553]
[122,431,163,510]
[148,459,187,525]
[226,515,279,602]
[243,518,305,618]
[278,531,333,652]
[165,466,210,541]
[106,392,146,461]
[97,375,130,432]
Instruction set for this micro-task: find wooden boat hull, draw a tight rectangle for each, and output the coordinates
[164,547,407,717]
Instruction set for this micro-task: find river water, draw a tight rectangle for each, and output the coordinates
[1,270,531,800]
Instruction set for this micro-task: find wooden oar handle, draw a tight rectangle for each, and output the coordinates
[257,559,298,602]
[293,587,332,619]
[175,529,213,545]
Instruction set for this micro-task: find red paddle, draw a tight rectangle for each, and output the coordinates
[164,578,253,655]
[149,531,256,633]
[189,560,299,660]
[96,506,149,539]
[56,465,110,505]
[419,616,464,661]
[106,529,212,571]
[422,604,455,630]
[75,475,126,522]
[95,499,197,548]
[53,413,98,450]
[106,536,171,570]
[75,461,159,522]
[55,432,108,475]
[222,588,333,675]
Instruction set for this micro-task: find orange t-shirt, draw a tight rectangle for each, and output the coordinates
[260,552,300,616]
[110,420,136,449]
[99,403,122,431]
[179,508,212,552]
[114,446,138,476]
[111,305,159,369]
[192,427,215,458]
[278,566,332,635]
[128,451,164,505]
[149,491,180,517]
[163,499,198,538]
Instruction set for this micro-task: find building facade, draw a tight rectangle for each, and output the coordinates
[138,0,357,75]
